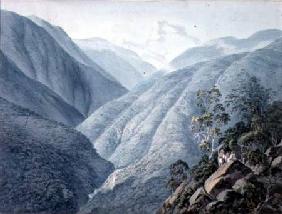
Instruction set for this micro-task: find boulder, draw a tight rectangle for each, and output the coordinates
[157,180,201,214]
[232,174,267,208]
[205,199,248,214]
[157,181,193,214]
[205,201,225,213]
[216,189,241,202]
[165,182,187,208]
[265,145,282,161]
[232,173,256,193]
[204,160,252,196]
[189,187,207,205]
[271,156,282,170]
[184,187,212,214]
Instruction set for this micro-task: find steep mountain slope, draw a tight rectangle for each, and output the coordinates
[77,54,246,214]
[77,48,144,90]
[28,16,116,82]
[171,29,282,69]
[0,50,84,126]
[0,97,114,214]
[217,37,282,100]
[28,16,92,66]
[76,38,156,88]
[1,10,127,116]
[78,38,282,214]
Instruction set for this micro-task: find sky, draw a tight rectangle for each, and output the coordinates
[2,0,282,68]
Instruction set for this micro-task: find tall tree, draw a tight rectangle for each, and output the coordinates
[191,86,230,157]
[225,75,272,124]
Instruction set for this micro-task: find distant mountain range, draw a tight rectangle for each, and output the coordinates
[170,29,282,70]
[78,37,282,214]
[75,38,156,89]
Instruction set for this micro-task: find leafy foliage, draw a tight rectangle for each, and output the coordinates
[246,149,268,166]
[225,75,272,123]
[190,155,218,183]
[167,160,190,192]
[191,86,230,156]
[218,77,275,163]
[218,99,282,165]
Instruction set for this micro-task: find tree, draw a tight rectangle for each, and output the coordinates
[190,155,217,184]
[224,75,273,158]
[191,86,230,157]
[167,160,190,192]
[225,75,272,125]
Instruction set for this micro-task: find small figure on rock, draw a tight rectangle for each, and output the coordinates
[218,148,226,166]
[218,148,237,166]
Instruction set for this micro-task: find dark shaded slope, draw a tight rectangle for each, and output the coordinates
[0,97,114,214]
[0,50,84,126]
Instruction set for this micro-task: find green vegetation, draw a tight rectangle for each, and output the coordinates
[192,76,278,165]
[167,160,190,192]
[163,76,282,214]
[190,155,218,184]
[191,86,230,157]
[225,75,272,122]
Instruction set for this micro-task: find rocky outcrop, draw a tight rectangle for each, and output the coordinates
[158,142,282,214]
[271,156,282,170]
[204,160,252,196]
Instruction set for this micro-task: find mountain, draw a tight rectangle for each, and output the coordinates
[78,48,144,89]
[28,16,93,66]
[28,16,116,82]
[1,10,127,116]
[78,38,282,214]
[77,54,246,214]
[76,38,156,89]
[0,49,84,126]
[170,29,282,69]
[0,97,114,214]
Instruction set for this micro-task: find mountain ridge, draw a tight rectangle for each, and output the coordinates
[1,10,127,117]
[78,37,282,214]
[171,29,282,70]
[0,49,84,126]
[76,37,157,89]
